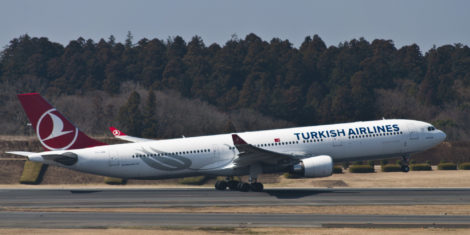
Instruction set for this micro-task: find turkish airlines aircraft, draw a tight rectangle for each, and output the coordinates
[8,93,446,192]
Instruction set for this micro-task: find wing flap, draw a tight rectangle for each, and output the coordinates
[231,134,297,167]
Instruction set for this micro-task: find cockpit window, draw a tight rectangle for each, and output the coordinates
[427,126,436,131]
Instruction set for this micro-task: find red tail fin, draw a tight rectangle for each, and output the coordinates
[17,93,106,151]
[109,126,127,137]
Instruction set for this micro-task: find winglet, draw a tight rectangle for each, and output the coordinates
[108,126,150,143]
[109,127,126,137]
[232,134,247,145]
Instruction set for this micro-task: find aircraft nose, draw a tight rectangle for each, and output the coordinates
[438,130,446,142]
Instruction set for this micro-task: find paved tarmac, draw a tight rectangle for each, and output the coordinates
[0,188,469,228]
[1,188,469,208]
[1,211,470,228]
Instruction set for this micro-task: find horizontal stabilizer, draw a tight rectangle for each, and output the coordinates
[6,151,36,157]
[6,151,78,165]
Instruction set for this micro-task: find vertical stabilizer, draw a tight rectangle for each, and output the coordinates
[17,93,106,151]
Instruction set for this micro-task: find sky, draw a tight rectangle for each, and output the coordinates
[1,0,469,52]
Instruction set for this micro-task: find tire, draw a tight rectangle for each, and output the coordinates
[237,182,250,192]
[227,180,239,190]
[250,182,264,192]
[215,180,227,190]
[401,165,410,172]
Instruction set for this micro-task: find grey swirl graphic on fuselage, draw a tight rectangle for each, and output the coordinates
[139,147,192,171]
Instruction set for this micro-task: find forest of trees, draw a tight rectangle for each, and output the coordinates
[0,33,469,140]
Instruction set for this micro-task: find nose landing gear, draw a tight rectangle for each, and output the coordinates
[400,155,410,172]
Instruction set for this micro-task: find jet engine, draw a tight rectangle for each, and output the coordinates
[290,155,333,178]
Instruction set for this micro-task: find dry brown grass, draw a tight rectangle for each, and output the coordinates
[271,166,470,188]
[0,135,37,141]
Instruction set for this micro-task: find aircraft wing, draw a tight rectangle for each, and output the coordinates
[109,127,151,143]
[231,134,301,167]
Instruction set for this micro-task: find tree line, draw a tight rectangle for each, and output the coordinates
[0,33,469,140]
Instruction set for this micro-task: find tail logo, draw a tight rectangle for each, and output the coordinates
[112,129,121,136]
[37,108,78,150]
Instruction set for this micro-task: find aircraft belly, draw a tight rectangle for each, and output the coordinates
[382,138,403,155]
[316,137,401,161]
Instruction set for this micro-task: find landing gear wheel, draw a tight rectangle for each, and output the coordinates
[227,180,239,190]
[401,165,410,172]
[250,182,264,192]
[215,180,227,190]
[237,182,250,192]
[400,155,410,173]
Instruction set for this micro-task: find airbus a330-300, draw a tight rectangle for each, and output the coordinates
[8,93,446,192]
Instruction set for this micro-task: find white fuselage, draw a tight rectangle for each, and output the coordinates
[29,119,446,179]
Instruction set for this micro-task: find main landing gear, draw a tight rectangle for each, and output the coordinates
[214,177,264,192]
[215,164,264,192]
[214,178,244,191]
[400,155,410,172]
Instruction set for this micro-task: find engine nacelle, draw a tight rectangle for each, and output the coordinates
[290,155,333,178]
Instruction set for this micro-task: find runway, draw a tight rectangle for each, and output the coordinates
[1,188,470,207]
[1,188,470,228]
[1,211,470,228]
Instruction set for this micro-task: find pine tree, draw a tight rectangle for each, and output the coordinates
[108,35,116,46]
[142,90,158,138]
[125,31,133,48]
[118,91,143,136]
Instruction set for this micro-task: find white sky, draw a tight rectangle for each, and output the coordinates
[1,0,469,52]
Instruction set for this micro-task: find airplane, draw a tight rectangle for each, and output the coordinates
[7,93,446,192]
